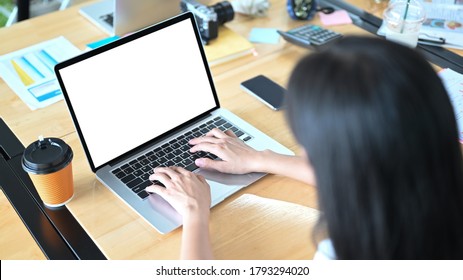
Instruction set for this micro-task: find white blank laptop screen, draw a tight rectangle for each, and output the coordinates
[58,19,217,168]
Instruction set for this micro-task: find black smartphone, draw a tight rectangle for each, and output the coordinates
[240,75,285,111]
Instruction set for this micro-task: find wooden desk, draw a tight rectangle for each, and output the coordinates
[0,0,461,260]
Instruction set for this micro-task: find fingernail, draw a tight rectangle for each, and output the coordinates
[195,158,203,167]
[149,174,155,180]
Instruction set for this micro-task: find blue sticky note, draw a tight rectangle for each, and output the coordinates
[87,36,120,49]
[249,28,280,44]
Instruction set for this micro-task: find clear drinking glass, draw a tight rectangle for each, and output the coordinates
[383,0,426,48]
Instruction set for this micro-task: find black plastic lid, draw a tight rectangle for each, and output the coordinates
[22,137,73,175]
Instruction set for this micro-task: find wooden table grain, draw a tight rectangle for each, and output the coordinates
[1,0,461,259]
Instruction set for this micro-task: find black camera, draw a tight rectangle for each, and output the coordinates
[180,0,235,44]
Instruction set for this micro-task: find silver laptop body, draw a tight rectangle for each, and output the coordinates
[55,13,293,234]
[79,0,182,36]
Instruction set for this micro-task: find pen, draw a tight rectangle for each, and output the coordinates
[418,36,446,45]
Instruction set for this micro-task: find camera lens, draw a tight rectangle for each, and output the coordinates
[211,1,235,25]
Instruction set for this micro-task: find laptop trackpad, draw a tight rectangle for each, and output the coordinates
[197,169,265,186]
[147,169,265,226]
[147,194,182,226]
[198,169,266,205]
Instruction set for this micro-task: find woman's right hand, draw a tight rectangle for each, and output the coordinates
[190,128,316,186]
[188,128,264,174]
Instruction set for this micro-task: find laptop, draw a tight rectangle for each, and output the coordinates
[79,0,182,36]
[54,12,294,234]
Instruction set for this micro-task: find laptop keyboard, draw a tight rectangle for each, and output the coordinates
[100,13,114,27]
[111,116,252,199]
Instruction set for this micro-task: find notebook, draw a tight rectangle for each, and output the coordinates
[79,0,182,36]
[54,12,294,234]
[204,26,255,66]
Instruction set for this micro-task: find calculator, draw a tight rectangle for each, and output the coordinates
[277,24,343,50]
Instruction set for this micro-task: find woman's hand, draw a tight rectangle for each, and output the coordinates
[189,128,264,174]
[145,166,213,259]
[145,166,211,219]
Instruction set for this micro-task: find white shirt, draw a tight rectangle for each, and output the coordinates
[313,239,337,260]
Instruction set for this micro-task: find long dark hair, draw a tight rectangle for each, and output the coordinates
[286,36,463,259]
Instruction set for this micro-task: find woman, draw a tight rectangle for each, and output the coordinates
[146,36,463,259]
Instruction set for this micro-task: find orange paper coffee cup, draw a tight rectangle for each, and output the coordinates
[22,137,74,208]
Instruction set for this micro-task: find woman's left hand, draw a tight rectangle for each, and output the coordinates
[145,166,211,220]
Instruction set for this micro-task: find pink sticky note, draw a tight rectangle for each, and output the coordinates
[319,10,353,26]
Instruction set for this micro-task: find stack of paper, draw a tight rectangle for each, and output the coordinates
[439,68,463,143]
[420,0,463,49]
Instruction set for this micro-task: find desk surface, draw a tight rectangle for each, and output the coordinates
[1,0,461,260]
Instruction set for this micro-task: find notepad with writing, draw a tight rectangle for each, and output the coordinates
[438,68,463,143]
[204,26,255,66]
